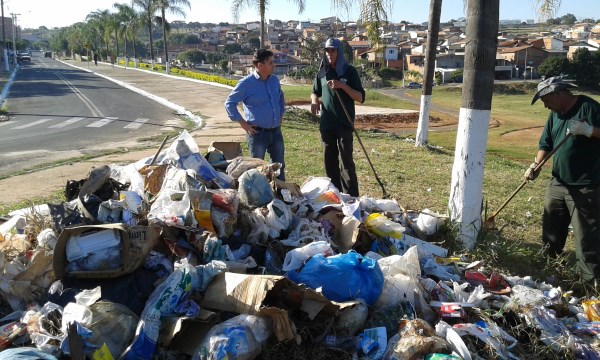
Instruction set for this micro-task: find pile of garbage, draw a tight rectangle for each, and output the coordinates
[0,130,599,360]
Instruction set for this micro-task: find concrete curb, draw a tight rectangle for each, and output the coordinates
[0,64,19,108]
[59,60,215,128]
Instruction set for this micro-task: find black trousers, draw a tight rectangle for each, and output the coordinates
[543,178,600,281]
[320,128,359,197]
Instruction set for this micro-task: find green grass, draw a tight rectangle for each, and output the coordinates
[282,85,418,110]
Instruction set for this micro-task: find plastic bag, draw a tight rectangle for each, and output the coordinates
[282,241,334,272]
[122,260,196,360]
[287,251,384,305]
[265,199,292,238]
[87,301,139,359]
[377,245,420,278]
[148,190,191,226]
[359,196,401,213]
[238,169,274,208]
[226,157,269,179]
[300,177,342,212]
[211,189,239,215]
[193,314,272,360]
[415,209,443,236]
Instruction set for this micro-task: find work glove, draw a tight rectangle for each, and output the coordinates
[524,161,540,181]
[568,120,594,138]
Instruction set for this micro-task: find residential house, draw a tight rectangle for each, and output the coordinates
[347,40,371,60]
[362,44,402,69]
[543,36,568,51]
[567,41,599,59]
[497,45,548,78]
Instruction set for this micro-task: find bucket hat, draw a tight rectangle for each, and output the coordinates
[531,76,577,105]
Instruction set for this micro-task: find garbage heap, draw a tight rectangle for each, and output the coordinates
[0,130,599,360]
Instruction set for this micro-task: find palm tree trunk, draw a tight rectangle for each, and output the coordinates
[259,1,266,48]
[415,0,442,147]
[162,7,169,73]
[148,16,154,61]
[448,0,499,249]
[115,30,120,57]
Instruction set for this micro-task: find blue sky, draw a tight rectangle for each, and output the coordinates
[9,0,600,30]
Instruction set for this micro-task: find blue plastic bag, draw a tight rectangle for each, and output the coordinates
[287,251,384,305]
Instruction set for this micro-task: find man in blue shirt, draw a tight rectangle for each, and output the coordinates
[224,49,286,180]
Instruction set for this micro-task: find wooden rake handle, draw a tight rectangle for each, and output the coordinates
[486,132,572,223]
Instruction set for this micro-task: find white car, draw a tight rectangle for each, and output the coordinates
[18,52,31,62]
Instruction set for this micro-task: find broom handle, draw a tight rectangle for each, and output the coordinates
[334,90,388,197]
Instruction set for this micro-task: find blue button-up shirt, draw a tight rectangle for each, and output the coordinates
[224,71,285,129]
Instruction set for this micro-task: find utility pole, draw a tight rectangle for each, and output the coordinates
[10,13,18,65]
[1,0,7,71]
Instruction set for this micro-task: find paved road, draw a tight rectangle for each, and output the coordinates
[1,53,184,177]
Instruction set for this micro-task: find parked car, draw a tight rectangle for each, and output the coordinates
[44,51,52,58]
[17,52,31,62]
[405,82,422,89]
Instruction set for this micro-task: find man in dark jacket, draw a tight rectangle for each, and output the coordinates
[526,76,600,281]
[310,38,365,197]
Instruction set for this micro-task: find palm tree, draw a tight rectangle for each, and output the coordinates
[113,2,140,61]
[86,9,111,60]
[157,0,190,73]
[448,0,559,249]
[231,0,306,48]
[415,0,442,147]
[332,0,391,51]
[133,0,160,62]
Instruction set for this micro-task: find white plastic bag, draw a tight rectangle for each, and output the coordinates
[193,314,272,360]
[282,240,334,272]
[265,199,292,238]
[415,209,443,236]
[300,177,342,212]
[148,190,191,226]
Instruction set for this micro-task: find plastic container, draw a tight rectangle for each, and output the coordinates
[365,213,405,239]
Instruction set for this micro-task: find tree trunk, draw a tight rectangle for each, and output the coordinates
[259,1,266,48]
[448,0,499,249]
[162,7,169,74]
[115,31,119,57]
[415,0,442,147]
[148,16,154,61]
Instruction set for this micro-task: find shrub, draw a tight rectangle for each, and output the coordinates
[378,67,403,80]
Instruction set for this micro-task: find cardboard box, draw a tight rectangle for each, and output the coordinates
[208,141,243,160]
[54,223,161,279]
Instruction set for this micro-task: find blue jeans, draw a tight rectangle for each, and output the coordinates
[247,127,285,181]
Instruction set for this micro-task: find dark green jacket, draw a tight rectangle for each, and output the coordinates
[539,95,600,186]
[312,66,365,132]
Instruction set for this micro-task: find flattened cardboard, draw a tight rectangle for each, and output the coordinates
[200,272,342,341]
[159,309,219,356]
[54,223,161,279]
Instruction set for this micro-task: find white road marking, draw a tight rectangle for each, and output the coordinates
[12,119,52,129]
[48,117,85,128]
[124,118,149,129]
[86,117,117,128]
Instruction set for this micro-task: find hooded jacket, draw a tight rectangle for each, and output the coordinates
[312,39,365,132]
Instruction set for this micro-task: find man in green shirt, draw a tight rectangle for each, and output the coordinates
[310,38,365,197]
[526,76,600,281]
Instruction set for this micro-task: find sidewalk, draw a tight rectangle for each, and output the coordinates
[0,59,246,207]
